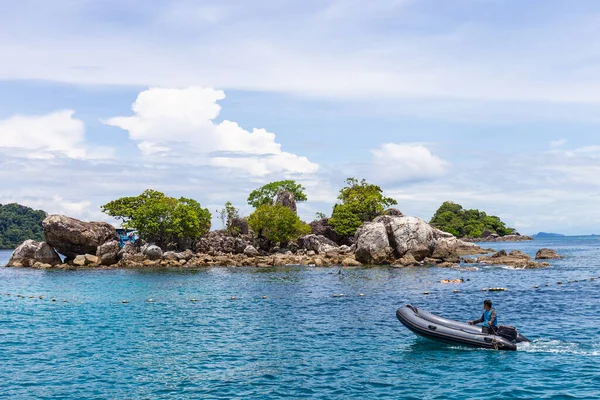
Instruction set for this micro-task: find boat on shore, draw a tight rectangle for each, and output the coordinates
[396,304,530,351]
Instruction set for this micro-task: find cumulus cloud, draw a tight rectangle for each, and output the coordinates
[0,110,113,159]
[370,143,449,183]
[105,87,319,176]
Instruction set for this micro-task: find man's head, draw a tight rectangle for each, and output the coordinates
[484,299,493,310]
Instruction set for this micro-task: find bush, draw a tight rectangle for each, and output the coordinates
[430,201,515,238]
[329,178,397,237]
[101,189,211,248]
[247,204,311,244]
[217,201,241,235]
[247,180,307,208]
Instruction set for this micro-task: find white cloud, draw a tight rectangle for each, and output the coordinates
[0,110,113,159]
[105,87,319,176]
[550,139,567,148]
[370,143,449,183]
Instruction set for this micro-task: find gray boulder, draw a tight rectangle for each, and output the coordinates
[275,190,297,213]
[143,245,163,260]
[8,240,62,267]
[229,218,249,236]
[96,240,120,266]
[243,245,259,257]
[355,222,394,264]
[43,215,117,260]
[297,234,338,254]
[535,248,562,260]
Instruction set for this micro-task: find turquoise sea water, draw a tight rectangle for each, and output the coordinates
[1,237,600,399]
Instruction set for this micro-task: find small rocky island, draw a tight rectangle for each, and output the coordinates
[4,180,560,271]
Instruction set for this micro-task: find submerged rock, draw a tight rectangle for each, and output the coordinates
[7,240,62,267]
[478,250,550,269]
[43,215,117,260]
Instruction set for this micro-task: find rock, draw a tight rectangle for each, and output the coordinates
[84,254,99,265]
[355,221,394,264]
[463,234,534,243]
[342,257,361,266]
[297,234,338,254]
[309,218,348,245]
[43,215,118,260]
[7,240,62,267]
[338,245,351,254]
[314,257,324,267]
[354,215,485,265]
[196,231,258,254]
[244,245,259,257]
[536,248,562,260]
[275,190,297,213]
[229,218,249,236]
[96,240,120,266]
[383,208,403,217]
[143,245,163,260]
[73,255,87,266]
[438,262,459,268]
[477,250,549,269]
[397,253,417,266]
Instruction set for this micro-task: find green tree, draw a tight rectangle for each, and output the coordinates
[315,212,327,220]
[101,189,211,248]
[217,201,240,231]
[0,203,47,249]
[247,204,311,244]
[329,178,398,237]
[430,201,515,238]
[247,180,307,208]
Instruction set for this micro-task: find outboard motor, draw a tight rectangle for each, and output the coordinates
[496,326,519,342]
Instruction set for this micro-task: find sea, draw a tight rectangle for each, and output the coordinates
[1,236,599,399]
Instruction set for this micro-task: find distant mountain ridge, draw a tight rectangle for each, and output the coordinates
[0,203,47,249]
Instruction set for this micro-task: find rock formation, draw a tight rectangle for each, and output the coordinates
[477,250,550,269]
[535,248,562,260]
[96,240,120,266]
[42,215,118,260]
[229,217,249,236]
[354,215,484,265]
[7,240,62,267]
[275,190,297,213]
[463,234,534,243]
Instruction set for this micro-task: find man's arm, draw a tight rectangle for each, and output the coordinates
[470,313,484,325]
[488,310,497,326]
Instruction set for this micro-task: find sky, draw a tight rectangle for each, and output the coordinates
[1,0,599,234]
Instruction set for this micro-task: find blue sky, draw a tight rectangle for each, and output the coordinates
[1,0,599,234]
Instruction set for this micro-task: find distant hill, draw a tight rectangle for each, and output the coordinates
[532,232,566,238]
[0,203,47,249]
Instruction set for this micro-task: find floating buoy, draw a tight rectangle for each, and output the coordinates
[423,292,430,295]
[591,278,595,281]
[574,280,579,283]
[29,296,34,299]
[38,296,43,299]
[534,286,539,289]
[488,288,508,292]
[63,300,68,303]
[190,298,198,302]
[359,293,365,297]
[333,294,339,297]
[545,284,549,287]
[147,299,154,303]
[453,290,460,293]
[229,296,237,300]
[481,288,487,292]
[557,282,563,285]
[52,298,56,302]
[122,300,128,303]
[262,296,268,299]
[339,294,344,297]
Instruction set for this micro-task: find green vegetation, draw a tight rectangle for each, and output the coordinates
[217,201,240,233]
[102,189,211,248]
[430,201,515,238]
[247,180,307,208]
[329,178,398,237]
[315,212,327,220]
[0,203,47,249]
[247,204,311,244]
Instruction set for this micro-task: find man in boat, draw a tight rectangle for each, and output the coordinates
[468,299,498,334]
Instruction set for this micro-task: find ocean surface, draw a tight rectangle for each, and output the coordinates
[1,237,599,399]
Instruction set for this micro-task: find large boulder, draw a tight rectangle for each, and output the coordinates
[535,248,562,260]
[229,218,249,236]
[96,240,120,266]
[354,215,484,265]
[275,191,297,213]
[43,215,118,260]
[143,244,163,260]
[7,240,62,267]
[196,231,256,255]
[309,218,346,245]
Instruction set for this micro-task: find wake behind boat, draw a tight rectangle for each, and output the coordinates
[396,304,530,351]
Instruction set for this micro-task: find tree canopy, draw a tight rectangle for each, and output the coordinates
[101,189,211,248]
[247,180,307,208]
[329,178,398,237]
[430,201,515,238]
[217,201,241,234]
[0,203,47,249]
[247,204,311,244]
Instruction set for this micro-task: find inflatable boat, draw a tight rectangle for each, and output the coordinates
[396,304,530,351]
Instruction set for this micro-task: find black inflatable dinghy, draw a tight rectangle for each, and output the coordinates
[396,304,530,351]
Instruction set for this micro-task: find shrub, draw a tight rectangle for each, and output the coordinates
[329,178,397,237]
[247,204,311,244]
[430,201,515,238]
[217,201,241,234]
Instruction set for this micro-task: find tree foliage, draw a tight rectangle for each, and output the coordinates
[101,189,211,248]
[247,204,311,244]
[0,203,47,249]
[430,201,515,238]
[329,178,398,237]
[247,180,307,208]
[217,201,240,233]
